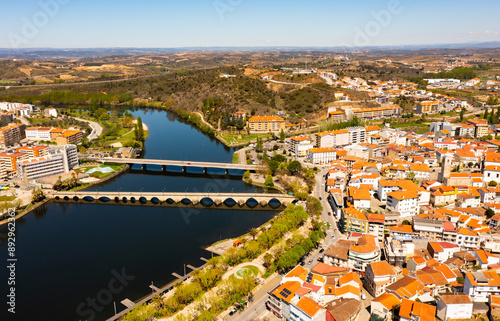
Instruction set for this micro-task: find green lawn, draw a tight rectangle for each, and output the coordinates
[0,195,16,202]
[232,152,239,164]
[220,132,271,145]
[0,80,17,85]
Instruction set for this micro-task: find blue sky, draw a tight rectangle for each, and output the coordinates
[1,0,499,48]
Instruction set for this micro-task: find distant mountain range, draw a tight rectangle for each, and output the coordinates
[0,42,499,59]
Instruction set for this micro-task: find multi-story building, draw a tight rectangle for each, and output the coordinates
[53,129,84,145]
[267,281,301,319]
[0,123,26,146]
[384,237,414,267]
[315,129,349,148]
[17,144,78,181]
[412,218,443,240]
[464,271,500,302]
[347,105,401,120]
[348,234,381,272]
[347,126,366,144]
[290,296,326,321]
[467,118,489,138]
[427,241,460,262]
[307,147,336,164]
[0,152,28,172]
[386,190,420,217]
[367,213,385,240]
[248,116,285,133]
[364,261,397,297]
[416,101,442,114]
[289,136,311,152]
[25,127,53,141]
[456,228,480,250]
[339,207,369,233]
[16,145,49,158]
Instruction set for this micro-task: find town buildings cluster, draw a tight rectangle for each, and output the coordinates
[0,103,83,182]
[267,116,500,321]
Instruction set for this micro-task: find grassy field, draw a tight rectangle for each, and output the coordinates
[0,195,16,202]
[232,152,239,164]
[219,132,271,145]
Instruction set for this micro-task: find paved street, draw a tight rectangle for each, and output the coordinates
[230,274,282,321]
[72,116,103,141]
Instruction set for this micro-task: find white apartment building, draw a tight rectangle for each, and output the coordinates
[25,127,53,141]
[347,126,366,144]
[412,218,443,240]
[17,144,78,180]
[456,228,480,250]
[464,271,500,302]
[295,142,314,157]
[386,190,419,217]
[307,148,336,164]
[315,130,349,148]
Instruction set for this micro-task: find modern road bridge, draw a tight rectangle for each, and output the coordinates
[83,157,260,173]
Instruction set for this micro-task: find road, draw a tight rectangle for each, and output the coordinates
[313,166,343,241]
[231,274,282,321]
[267,79,310,86]
[15,116,30,126]
[72,116,102,141]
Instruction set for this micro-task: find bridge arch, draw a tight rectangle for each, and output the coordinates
[246,198,258,208]
[200,197,214,207]
[223,198,236,207]
[268,198,282,209]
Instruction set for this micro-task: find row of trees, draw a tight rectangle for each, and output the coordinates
[483,107,500,125]
[53,173,80,191]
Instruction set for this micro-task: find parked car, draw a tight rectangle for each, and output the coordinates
[308,259,313,265]
[300,261,305,266]
[319,248,325,253]
[319,197,322,200]
[328,212,331,216]
[229,308,237,316]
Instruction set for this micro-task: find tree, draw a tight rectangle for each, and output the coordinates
[263,253,273,267]
[489,180,498,187]
[255,137,263,153]
[264,175,274,187]
[136,116,144,141]
[484,108,489,120]
[279,130,286,142]
[53,176,63,191]
[31,189,45,203]
[460,108,465,122]
[268,160,280,175]
[486,208,496,219]
[248,228,258,240]
[487,95,499,106]
[306,196,323,217]
[287,160,301,174]
[402,220,411,225]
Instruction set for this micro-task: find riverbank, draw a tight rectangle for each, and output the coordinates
[0,198,51,226]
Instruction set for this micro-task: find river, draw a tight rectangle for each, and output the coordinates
[0,108,278,321]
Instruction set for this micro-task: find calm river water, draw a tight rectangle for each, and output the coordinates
[0,108,277,321]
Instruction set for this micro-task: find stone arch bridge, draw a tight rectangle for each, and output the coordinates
[51,191,295,209]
